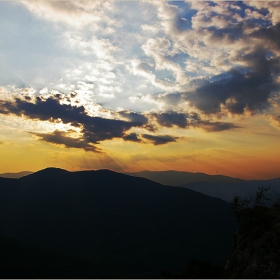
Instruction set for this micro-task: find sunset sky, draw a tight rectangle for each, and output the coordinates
[0,1,280,179]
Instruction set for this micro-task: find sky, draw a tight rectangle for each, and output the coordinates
[0,0,280,179]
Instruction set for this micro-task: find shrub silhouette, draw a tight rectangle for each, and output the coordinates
[231,186,273,238]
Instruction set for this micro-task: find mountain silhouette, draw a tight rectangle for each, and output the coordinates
[0,235,117,279]
[180,179,280,203]
[128,170,243,186]
[19,167,69,183]
[0,168,238,278]
[0,171,33,178]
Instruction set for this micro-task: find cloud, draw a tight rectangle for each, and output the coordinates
[33,130,99,152]
[152,112,189,128]
[245,1,280,25]
[250,23,280,52]
[152,1,187,38]
[268,114,280,130]
[142,134,177,145]
[66,33,119,61]
[117,110,148,125]
[22,1,114,28]
[81,117,138,144]
[141,37,189,85]
[198,121,240,132]
[150,110,239,132]
[128,58,175,91]
[185,47,279,115]
[2,0,280,157]
[123,133,141,142]
[0,94,149,150]
[0,95,87,122]
[244,8,268,21]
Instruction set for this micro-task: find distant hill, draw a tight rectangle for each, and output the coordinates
[0,171,33,178]
[0,167,238,278]
[180,179,280,203]
[127,170,243,186]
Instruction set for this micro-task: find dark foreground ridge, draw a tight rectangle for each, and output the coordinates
[0,235,114,279]
[226,205,280,278]
[225,188,280,279]
[0,167,238,278]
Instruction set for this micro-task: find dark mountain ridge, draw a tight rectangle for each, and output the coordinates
[127,170,244,186]
[0,171,33,178]
[0,167,238,278]
[180,179,280,203]
[0,235,116,279]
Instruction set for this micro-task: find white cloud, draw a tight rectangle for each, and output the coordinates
[152,1,186,38]
[1,1,279,121]
[244,8,268,21]
[141,23,160,34]
[65,33,120,61]
[245,1,280,25]
[142,37,189,85]
[21,1,115,28]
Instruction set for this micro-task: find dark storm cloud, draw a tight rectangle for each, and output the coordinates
[123,133,141,142]
[0,95,149,149]
[251,22,280,50]
[0,95,86,122]
[142,134,177,145]
[152,112,188,128]
[33,130,99,152]
[199,121,239,132]
[186,48,279,115]
[81,118,136,143]
[150,110,238,132]
[118,110,148,125]
[182,16,280,117]
[0,93,241,153]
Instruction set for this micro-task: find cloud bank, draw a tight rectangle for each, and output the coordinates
[0,1,280,153]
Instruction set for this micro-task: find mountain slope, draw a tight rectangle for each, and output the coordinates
[0,235,116,279]
[181,179,280,202]
[0,171,33,178]
[0,168,238,278]
[127,170,243,186]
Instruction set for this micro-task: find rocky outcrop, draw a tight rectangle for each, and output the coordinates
[225,205,280,278]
